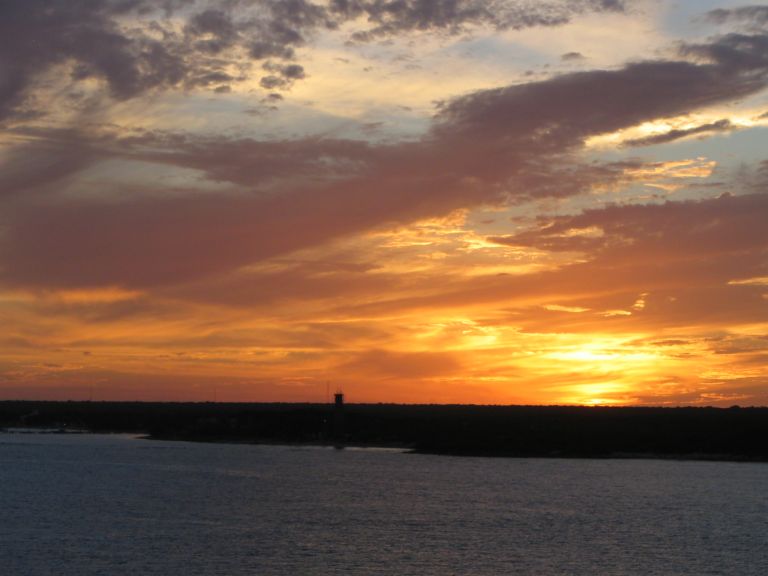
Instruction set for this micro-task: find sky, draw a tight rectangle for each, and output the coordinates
[1,0,767,405]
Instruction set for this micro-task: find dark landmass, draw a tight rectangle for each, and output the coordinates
[1,401,767,462]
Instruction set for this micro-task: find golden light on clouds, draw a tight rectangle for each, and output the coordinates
[1,0,767,405]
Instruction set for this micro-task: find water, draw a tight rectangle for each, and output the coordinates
[1,434,767,575]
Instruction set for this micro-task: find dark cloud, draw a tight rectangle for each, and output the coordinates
[0,163,488,288]
[281,64,307,79]
[341,0,626,42]
[705,6,768,27]
[248,41,296,60]
[1,126,379,199]
[0,0,186,120]
[561,51,586,61]
[623,119,734,147]
[245,0,331,63]
[0,1,245,120]
[190,71,236,86]
[491,193,768,260]
[259,61,306,89]
[123,132,377,186]
[185,9,240,54]
[0,0,632,120]
[3,27,768,289]
[259,75,288,89]
[680,32,768,71]
[0,128,110,198]
[435,57,768,156]
[426,35,768,192]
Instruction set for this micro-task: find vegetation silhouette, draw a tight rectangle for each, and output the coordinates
[2,401,767,461]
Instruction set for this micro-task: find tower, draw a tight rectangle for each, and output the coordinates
[333,390,345,447]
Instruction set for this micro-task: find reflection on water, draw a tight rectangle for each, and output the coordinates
[2,433,767,575]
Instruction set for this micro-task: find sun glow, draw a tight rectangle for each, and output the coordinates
[545,341,663,366]
[563,383,632,405]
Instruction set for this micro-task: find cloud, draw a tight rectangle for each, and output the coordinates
[680,31,768,72]
[185,8,240,55]
[705,6,768,28]
[343,0,626,42]
[0,368,310,402]
[125,131,379,187]
[622,119,734,147]
[0,128,109,198]
[492,192,768,262]
[259,62,307,89]
[481,191,768,327]
[0,0,632,122]
[0,0,194,121]
[338,349,464,379]
[1,3,758,121]
[165,258,396,309]
[3,26,768,290]
[4,2,768,406]
[434,55,768,156]
[711,335,768,356]
[561,51,586,61]
[318,188,768,331]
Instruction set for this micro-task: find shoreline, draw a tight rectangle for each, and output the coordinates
[4,401,768,464]
[4,427,767,463]
[146,433,768,463]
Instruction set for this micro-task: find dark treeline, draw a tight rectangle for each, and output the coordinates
[1,401,767,461]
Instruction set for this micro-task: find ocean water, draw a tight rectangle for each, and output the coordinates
[1,433,767,575]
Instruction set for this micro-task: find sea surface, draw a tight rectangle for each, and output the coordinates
[1,433,767,575]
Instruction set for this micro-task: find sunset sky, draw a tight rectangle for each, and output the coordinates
[1,0,767,405]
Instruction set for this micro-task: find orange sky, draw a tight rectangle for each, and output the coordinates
[1,0,767,405]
